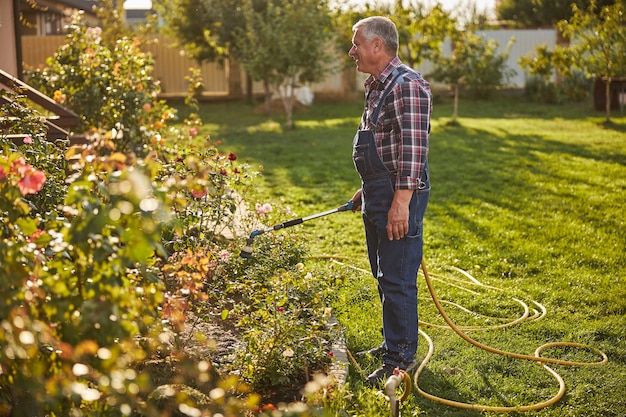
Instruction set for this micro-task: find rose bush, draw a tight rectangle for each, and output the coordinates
[1,15,340,416]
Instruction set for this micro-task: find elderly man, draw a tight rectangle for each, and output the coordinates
[348,15,432,386]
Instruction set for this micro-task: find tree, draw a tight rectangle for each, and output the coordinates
[557,1,626,122]
[239,0,333,129]
[497,0,620,28]
[431,32,515,123]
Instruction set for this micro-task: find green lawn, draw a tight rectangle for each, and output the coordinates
[188,95,626,417]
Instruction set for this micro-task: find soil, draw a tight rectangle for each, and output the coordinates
[179,317,245,372]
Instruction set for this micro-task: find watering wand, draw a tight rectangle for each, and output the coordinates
[240,201,354,258]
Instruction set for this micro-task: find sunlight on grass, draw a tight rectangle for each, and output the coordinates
[246,120,283,134]
[189,97,626,417]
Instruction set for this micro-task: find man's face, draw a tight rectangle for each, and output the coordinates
[349,28,378,75]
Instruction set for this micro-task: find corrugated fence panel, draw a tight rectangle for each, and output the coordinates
[21,30,558,95]
[21,35,66,70]
[21,34,230,95]
[477,29,557,87]
[145,34,228,95]
[414,30,557,89]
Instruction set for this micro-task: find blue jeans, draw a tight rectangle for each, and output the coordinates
[353,129,429,368]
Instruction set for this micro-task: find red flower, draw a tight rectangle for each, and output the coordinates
[0,166,6,181]
[10,157,27,175]
[17,168,46,195]
[191,188,208,199]
[29,229,46,243]
[227,152,237,161]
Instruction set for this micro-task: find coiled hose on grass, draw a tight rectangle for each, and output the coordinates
[416,259,608,412]
[330,256,609,412]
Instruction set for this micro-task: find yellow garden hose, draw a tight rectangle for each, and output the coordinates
[415,259,609,412]
[328,256,608,413]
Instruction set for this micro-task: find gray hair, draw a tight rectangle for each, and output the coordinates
[352,16,399,56]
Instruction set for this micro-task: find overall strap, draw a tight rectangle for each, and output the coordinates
[369,67,407,127]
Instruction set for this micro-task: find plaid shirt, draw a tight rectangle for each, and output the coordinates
[360,57,431,190]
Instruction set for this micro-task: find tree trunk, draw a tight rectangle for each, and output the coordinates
[453,83,459,124]
[281,86,295,130]
[263,80,272,117]
[604,76,612,123]
[246,73,253,103]
[228,59,243,98]
[285,95,294,130]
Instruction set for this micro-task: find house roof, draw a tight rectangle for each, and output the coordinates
[22,0,100,14]
[55,0,153,11]
[24,0,152,16]
[53,0,99,10]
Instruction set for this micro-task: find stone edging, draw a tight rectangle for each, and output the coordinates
[327,315,349,386]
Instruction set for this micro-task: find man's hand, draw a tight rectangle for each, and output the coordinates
[387,189,413,240]
[350,188,363,212]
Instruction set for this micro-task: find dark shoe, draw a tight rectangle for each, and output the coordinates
[356,345,387,358]
[364,363,399,387]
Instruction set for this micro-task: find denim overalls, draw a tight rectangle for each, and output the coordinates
[352,68,430,369]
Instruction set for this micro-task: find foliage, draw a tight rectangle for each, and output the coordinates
[462,35,516,99]
[496,0,619,27]
[2,22,338,417]
[0,88,69,214]
[152,0,243,63]
[559,69,593,101]
[393,1,458,68]
[0,140,167,415]
[93,0,134,47]
[26,12,172,156]
[155,0,334,126]
[151,0,249,96]
[521,74,559,103]
[233,249,334,399]
[519,44,593,103]
[557,0,626,122]
[519,44,559,102]
[431,31,516,122]
[239,0,333,129]
[518,43,554,81]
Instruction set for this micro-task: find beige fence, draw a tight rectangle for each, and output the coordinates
[21,34,233,96]
[21,30,553,98]
[20,34,351,98]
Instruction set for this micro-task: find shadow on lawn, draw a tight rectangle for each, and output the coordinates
[414,368,484,417]
[415,368,535,417]
[430,120,624,219]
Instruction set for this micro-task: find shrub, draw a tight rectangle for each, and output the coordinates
[523,74,559,104]
[26,11,172,156]
[2,17,337,415]
[559,70,592,103]
[0,144,166,415]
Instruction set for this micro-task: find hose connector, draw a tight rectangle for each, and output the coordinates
[384,369,412,417]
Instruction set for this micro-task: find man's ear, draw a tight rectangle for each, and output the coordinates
[373,37,383,52]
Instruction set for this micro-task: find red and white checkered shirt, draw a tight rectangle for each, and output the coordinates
[360,56,432,191]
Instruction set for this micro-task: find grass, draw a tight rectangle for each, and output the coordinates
[180,94,626,416]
